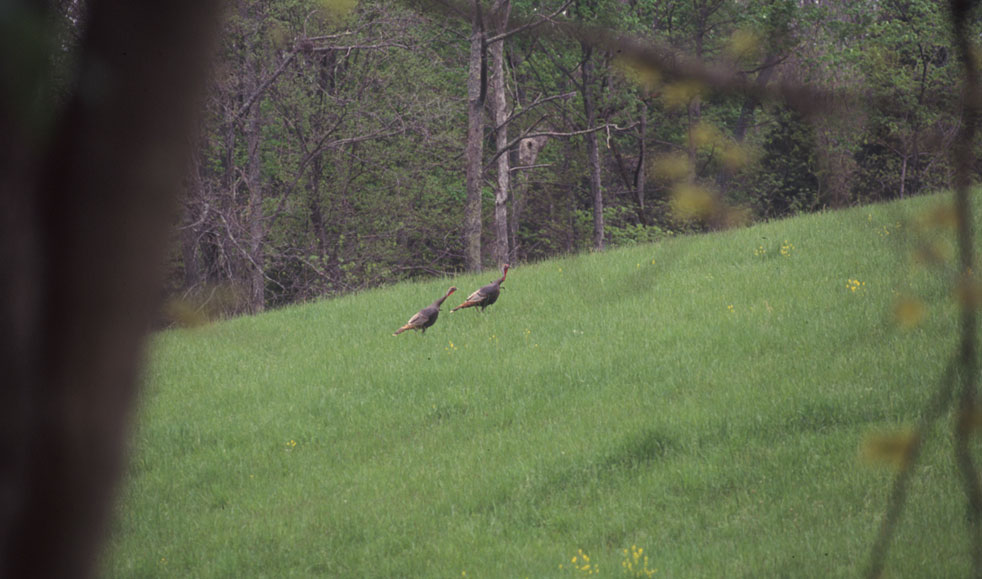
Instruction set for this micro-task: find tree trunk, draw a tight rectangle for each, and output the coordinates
[510,134,548,263]
[464,0,487,272]
[181,149,206,291]
[244,45,265,314]
[688,17,705,181]
[687,96,701,179]
[219,109,236,285]
[308,154,328,256]
[899,151,908,199]
[719,53,780,194]
[581,43,604,251]
[635,101,647,225]
[609,102,648,226]
[489,0,511,267]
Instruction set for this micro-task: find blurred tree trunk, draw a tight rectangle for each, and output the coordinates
[0,0,220,577]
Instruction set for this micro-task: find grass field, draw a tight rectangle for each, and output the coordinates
[103,192,980,577]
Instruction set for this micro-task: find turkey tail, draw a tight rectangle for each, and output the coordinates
[393,324,413,335]
[452,301,477,312]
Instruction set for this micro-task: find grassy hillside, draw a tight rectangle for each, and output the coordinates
[104,193,978,577]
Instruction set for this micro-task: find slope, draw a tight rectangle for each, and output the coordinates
[105,192,978,577]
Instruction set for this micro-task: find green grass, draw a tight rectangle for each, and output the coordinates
[104,192,979,577]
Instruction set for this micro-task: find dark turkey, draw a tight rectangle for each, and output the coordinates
[451,264,509,313]
[393,286,457,335]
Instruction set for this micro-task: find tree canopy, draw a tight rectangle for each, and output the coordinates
[150,0,981,315]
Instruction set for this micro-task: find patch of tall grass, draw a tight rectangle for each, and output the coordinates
[104,192,978,577]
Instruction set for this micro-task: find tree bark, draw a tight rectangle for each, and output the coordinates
[244,87,265,313]
[181,148,207,291]
[899,151,908,199]
[687,96,701,179]
[489,0,512,267]
[243,3,266,314]
[464,0,487,272]
[635,101,647,224]
[581,43,604,251]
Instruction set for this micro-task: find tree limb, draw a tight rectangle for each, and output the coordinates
[492,91,577,132]
[232,48,300,124]
[486,0,573,45]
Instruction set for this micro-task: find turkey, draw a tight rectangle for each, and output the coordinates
[451,264,509,313]
[392,286,457,335]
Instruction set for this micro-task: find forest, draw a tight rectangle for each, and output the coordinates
[165,0,979,317]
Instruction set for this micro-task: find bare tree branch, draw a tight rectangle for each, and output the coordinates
[309,42,410,52]
[866,358,959,579]
[418,0,843,116]
[216,209,286,293]
[485,121,636,170]
[485,0,572,45]
[510,163,552,172]
[232,48,300,124]
[267,122,409,231]
[492,90,577,132]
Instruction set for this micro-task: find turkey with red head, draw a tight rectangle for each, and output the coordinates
[451,264,509,313]
[393,286,457,335]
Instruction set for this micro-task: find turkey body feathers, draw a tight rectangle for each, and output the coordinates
[393,286,456,335]
[452,265,509,312]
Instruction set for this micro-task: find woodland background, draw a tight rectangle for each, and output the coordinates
[158,0,980,317]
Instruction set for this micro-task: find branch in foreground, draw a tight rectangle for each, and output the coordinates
[485,0,573,46]
[867,358,958,579]
[416,0,846,117]
[949,1,982,576]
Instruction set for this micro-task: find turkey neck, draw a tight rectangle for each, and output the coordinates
[497,267,509,285]
[434,289,454,307]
